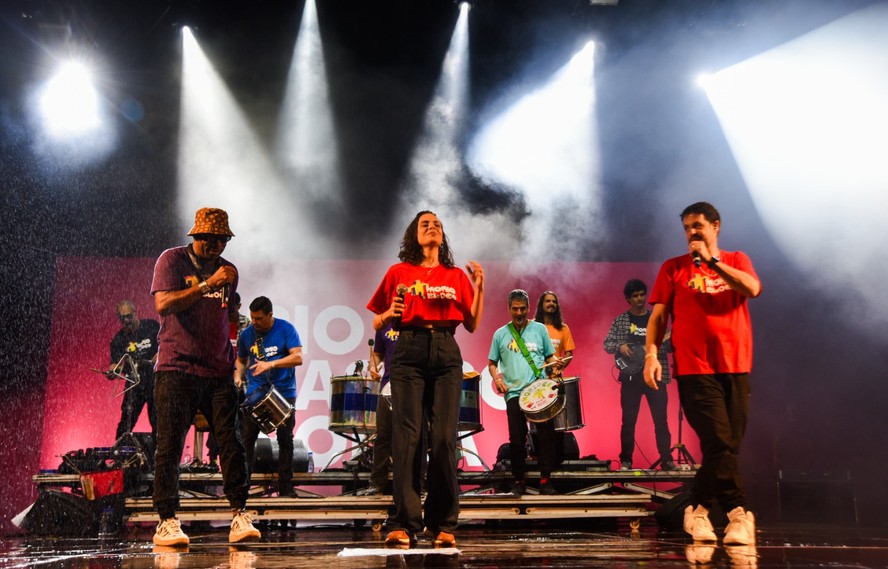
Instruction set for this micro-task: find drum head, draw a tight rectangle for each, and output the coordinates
[518,378,560,414]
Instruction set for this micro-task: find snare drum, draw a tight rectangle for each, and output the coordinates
[242,386,293,435]
[458,371,482,432]
[518,378,565,423]
[329,375,379,434]
[549,376,584,431]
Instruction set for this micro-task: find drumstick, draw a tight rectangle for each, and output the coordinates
[540,355,573,369]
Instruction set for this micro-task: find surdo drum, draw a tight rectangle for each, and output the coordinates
[549,376,584,431]
[329,375,379,434]
[458,371,482,432]
[518,378,565,423]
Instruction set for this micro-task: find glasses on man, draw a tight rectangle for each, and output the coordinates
[193,234,231,244]
[118,313,135,322]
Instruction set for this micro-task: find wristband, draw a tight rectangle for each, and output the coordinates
[644,353,657,360]
[198,281,211,294]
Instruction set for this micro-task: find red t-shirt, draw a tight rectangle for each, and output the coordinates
[367,262,475,328]
[648,251,757,376]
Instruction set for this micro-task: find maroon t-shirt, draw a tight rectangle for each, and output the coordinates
[151,246,238,377]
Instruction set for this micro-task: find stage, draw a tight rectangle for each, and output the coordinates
[4,520,886,568]
[30,467,695,532]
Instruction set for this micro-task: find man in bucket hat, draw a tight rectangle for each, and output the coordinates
[150,207,260,546]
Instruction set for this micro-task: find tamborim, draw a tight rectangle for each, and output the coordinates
[518,378,564,423]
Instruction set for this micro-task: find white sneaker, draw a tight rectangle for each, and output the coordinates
[725,544,758,566]
[685,543,715,564]
[683,504,717,541]
[229,510,261,543]
[724,507,756,545]
[153,517,189,546]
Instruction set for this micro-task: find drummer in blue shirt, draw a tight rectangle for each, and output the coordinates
[236,296,303,497]
[488,289,564,496]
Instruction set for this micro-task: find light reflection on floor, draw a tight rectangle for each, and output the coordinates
[2,521,888,568]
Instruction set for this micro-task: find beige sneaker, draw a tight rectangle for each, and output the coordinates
[153,517,190,546]
[724,507,756,545]
[685,543,715,564]
[683,504,717,541]
[229,510,261,543]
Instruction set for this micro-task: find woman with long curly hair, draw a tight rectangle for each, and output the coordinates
[367,210,484,548]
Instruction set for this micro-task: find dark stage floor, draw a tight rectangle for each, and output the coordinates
[3,521,887,568]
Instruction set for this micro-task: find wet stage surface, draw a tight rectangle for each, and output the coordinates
[3,521,887,568]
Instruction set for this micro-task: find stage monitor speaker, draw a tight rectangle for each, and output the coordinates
[20,491,124,537]
[252,438,309,473]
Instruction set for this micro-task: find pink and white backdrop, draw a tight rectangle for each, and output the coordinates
[39,256,697,473]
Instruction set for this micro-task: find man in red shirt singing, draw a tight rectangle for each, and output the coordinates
[643,202,762,546]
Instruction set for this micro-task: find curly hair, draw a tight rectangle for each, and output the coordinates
[398,210,456,268]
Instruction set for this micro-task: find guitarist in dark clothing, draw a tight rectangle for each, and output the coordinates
[603,279,675,471]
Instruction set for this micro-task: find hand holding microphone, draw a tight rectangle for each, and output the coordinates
[391,284,408,331]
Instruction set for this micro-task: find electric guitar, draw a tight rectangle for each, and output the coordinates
[614,331,670,376]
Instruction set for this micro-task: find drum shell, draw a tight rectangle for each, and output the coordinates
[458,375,482,432]
[329,375,379,434]
[519,378,565,423]
[549,376,584,431]
[243,386,293,435]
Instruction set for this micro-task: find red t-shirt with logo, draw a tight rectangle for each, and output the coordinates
[649,251,757,376]
[367,262,475,328]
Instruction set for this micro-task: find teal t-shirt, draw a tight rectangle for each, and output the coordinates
[488,321,554,401]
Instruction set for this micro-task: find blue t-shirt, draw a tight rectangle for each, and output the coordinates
[237,318,302,399]
[373,323,399,387]
[488,321,554,401]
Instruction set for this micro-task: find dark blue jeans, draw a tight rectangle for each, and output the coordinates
[619,374,672,465]
[153,371,249,519]
[677,373,750,512]
[387,328,463,535]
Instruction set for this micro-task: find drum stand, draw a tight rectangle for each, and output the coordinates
[457,428,491,471]
[323,427,375,472]
[650,405,697,469]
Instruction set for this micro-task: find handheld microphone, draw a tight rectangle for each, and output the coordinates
[221,284,230,308]
[692,251,702,268]
[392,284,408,331]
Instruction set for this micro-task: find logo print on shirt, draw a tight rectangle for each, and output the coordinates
[687,273,731,294]
[408,280,457,300]
[385,329,400,342]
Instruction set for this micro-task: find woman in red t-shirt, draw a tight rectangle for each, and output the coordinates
[367,211,484,548]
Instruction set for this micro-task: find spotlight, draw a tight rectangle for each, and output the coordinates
[456,0,474,10]
[590,0,619,5]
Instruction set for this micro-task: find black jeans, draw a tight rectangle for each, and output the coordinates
[115,371,157,440]
[677,373,750,512]
[241,396,297,494]
[619,374,672,465]
[506,397,559,479]
[387,328,463,535]
[153,371,249,519]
